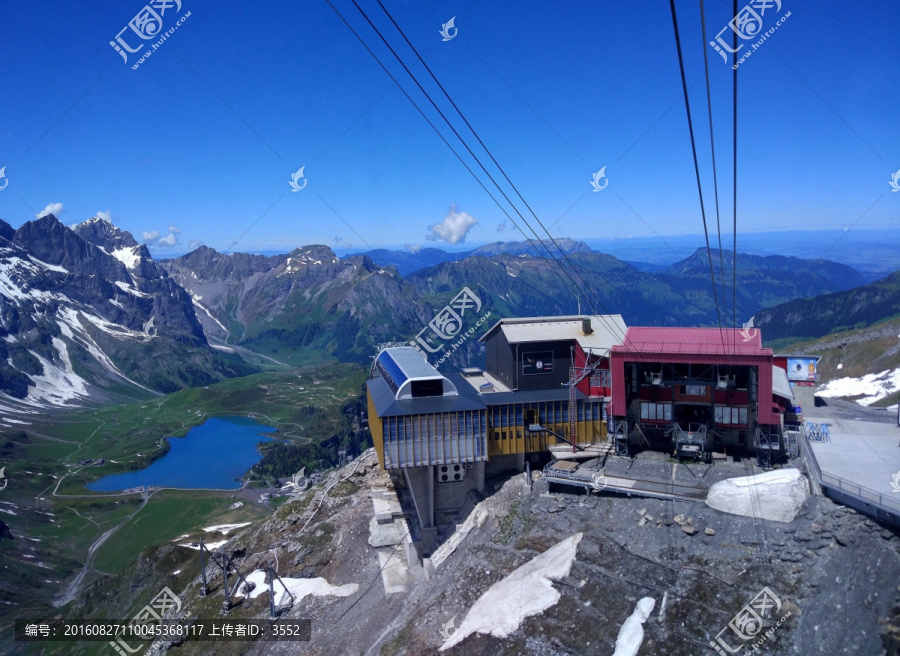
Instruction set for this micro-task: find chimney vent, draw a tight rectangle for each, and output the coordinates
[582,318,593,335]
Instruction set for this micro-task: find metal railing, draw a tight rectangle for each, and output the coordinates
[802,435,900,517]
[804,421,831,443]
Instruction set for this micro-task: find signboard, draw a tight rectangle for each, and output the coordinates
[522,351,553,375]
[787,358,817,382]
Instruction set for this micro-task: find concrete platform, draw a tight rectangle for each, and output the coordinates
[377,549,409,595]
[804,414,900,520]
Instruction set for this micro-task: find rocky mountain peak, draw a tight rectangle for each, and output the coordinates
[74,216,139,251]
[0,218,14,242]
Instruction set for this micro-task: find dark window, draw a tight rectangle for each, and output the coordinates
[411,378,443,397]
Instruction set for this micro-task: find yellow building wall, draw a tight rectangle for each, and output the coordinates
[486,403,608,458]
[367,392,386,470]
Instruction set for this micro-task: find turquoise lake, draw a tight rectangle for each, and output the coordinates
[87,416,275,491]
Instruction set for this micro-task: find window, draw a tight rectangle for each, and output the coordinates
[715,406,749,425]
[591,369,611,387]
[684,384,705,396]
[640,402,672,421]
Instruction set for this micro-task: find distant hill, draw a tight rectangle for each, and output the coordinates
[756,270,900,345]
[162,245,437,367]
[663,249,866,310]
[352,247,460,277]
[356,238,593,276]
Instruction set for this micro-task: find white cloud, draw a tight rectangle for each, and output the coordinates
[36,202,63,219]
[189,240,204,250]
[158,232,178,247]
[497,222,507,233]
[96,210,112,223]
[426,204,478,245]
[143,225,180,248]
[405,244,422,254]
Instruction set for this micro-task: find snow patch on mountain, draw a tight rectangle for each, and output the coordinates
[818,368,900,406]
[57,310,155,393]
[114,280,150,298]
[112,246,141,270]
[27,255,68,274]
[21,338,89,406]
[190,295,228,334]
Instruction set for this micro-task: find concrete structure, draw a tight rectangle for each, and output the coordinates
[803,413,900,527]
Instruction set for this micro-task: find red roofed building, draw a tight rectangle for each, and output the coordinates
[609,326,794,463]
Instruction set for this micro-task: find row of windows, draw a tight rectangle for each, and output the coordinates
[715,406,749,425]
[641,402,672,421]
[638,403,749,425]
[382,411,487,468]
[589,370,612,387]
[488,401,603,428]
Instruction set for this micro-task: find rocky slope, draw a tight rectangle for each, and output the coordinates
[48,449,900,656]
[162,246,437,367]
[0,215,254,414]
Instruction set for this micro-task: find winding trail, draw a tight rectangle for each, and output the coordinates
[54,488,155,607]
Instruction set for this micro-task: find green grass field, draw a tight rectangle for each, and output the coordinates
[0,362,367,642]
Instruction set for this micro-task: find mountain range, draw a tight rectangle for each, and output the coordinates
[756,269,900,345]
[0,219,886,413]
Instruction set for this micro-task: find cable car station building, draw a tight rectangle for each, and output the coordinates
[366,315,624,549]
[366,316,795,550]
[609,327,795,463]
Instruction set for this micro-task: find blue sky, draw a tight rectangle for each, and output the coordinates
[0,0,897,256]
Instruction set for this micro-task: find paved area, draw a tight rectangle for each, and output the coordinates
[805,411,900,503]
